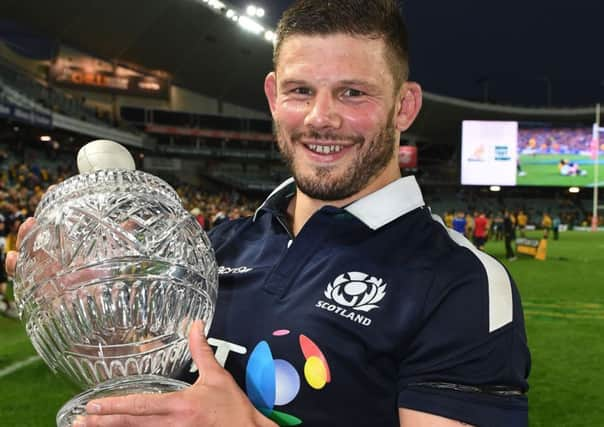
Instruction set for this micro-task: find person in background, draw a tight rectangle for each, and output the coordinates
[443,210,454,228]
[465,211,474,238]
[493,211,504,241]
[190,207,206,229]
[553,214,561,240]
[452,210,467,236]
[541,212,553,239]
[517,210,528,237]
[503,209,517,261]
[473,210,488,250]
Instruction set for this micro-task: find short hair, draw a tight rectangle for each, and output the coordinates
[273,0,410,88]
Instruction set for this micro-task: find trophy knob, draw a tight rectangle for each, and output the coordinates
[76,139,136,173]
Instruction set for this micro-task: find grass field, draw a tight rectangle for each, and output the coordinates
[517,154,604,187]
[1,230,604,426]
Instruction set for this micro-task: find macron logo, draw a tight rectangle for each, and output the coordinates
[218,266,253,275]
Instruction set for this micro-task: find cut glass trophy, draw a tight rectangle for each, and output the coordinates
[13,140,218,426]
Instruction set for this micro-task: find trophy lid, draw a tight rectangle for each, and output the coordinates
[34,141,180,218]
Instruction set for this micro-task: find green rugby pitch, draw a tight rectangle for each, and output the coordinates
[517,154,604,187]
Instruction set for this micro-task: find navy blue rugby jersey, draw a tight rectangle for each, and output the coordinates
[177,176,530,427]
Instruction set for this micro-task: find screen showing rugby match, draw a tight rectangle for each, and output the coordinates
[461,120,598,187]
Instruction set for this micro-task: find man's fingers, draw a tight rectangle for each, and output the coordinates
[16,217,36,250]
[74,414,174,427]
[86,392,182,416]
[189,320,220,385]
[5,251,17,278]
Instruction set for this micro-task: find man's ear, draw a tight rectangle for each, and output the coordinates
[264,71,278,116]
[394,82,422,132]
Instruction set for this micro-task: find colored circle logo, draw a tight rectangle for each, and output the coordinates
[245,332,331,426]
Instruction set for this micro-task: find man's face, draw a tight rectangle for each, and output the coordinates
[266,34,406,201]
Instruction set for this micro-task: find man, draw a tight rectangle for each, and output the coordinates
[503,210,517,261]
[517,210,528,238]
[443,210,454,228]
[558,159,587,176]
[541,212,553,239]
[6,1,530,426]
[473,211,488,250]
[553,214,561,240]
[451,210,467,236]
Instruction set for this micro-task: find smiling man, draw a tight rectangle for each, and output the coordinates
[6,1,530,426]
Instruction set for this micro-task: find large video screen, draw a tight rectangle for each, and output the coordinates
[461,121,600,187]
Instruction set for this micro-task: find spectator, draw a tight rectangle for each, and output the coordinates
[504,210,517,260]
[517,210,528,237]
[553,214,561,240]
[542,212,553,238]
[473,211,488,250]
[452,210,466,235]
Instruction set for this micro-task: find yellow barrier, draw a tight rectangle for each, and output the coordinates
[516,238,548,261]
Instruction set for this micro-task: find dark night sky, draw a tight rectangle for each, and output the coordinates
[228,0,603,107]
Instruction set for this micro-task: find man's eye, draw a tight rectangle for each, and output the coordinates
[343,88,364,97]
[292,87,312,95]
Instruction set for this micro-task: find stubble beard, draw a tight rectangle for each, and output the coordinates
[274,116,397,202]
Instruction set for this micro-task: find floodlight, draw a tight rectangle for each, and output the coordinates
[247,5,257,16]
[264,30,275,42]
[256,8,265,17]
[226,9,235,18]
[208,0,224,9]
[238,15,264,35]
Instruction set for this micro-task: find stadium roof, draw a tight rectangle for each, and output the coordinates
[242,0,604,109]
[2,0,601,143]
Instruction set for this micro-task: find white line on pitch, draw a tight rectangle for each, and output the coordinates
[0,355,41,379]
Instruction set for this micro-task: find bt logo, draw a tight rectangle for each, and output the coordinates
[246,330,331,426]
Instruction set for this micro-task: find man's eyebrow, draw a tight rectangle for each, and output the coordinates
[279,79,308,87]
[339,79,376,87]
[339,80,382,92]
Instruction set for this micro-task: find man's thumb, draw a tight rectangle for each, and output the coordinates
[189,320,218,384]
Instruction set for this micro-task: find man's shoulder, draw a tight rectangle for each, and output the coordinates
[208,217,253,246]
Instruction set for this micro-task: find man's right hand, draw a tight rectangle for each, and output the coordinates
[5,217,36,278]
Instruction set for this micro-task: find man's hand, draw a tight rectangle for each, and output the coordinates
[5,217,35,278]
[74,321,277,427]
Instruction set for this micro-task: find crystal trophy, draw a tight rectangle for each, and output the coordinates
[13,140,218,426]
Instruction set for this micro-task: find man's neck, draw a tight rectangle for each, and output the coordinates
[287,167,401,236]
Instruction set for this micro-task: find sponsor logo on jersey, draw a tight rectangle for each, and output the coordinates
[317,271,387,326]
[200,330,330,427]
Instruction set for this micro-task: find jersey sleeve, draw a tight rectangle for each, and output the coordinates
[397,247,531,426]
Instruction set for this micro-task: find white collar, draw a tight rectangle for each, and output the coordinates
[344,176,425,230]
[253,177,295,221]
[254,175,425,230]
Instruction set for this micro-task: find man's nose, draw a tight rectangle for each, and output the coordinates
[303,91,342,129]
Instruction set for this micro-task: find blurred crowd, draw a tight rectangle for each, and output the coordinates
[176,184,260,230]
[518,127,592,154]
